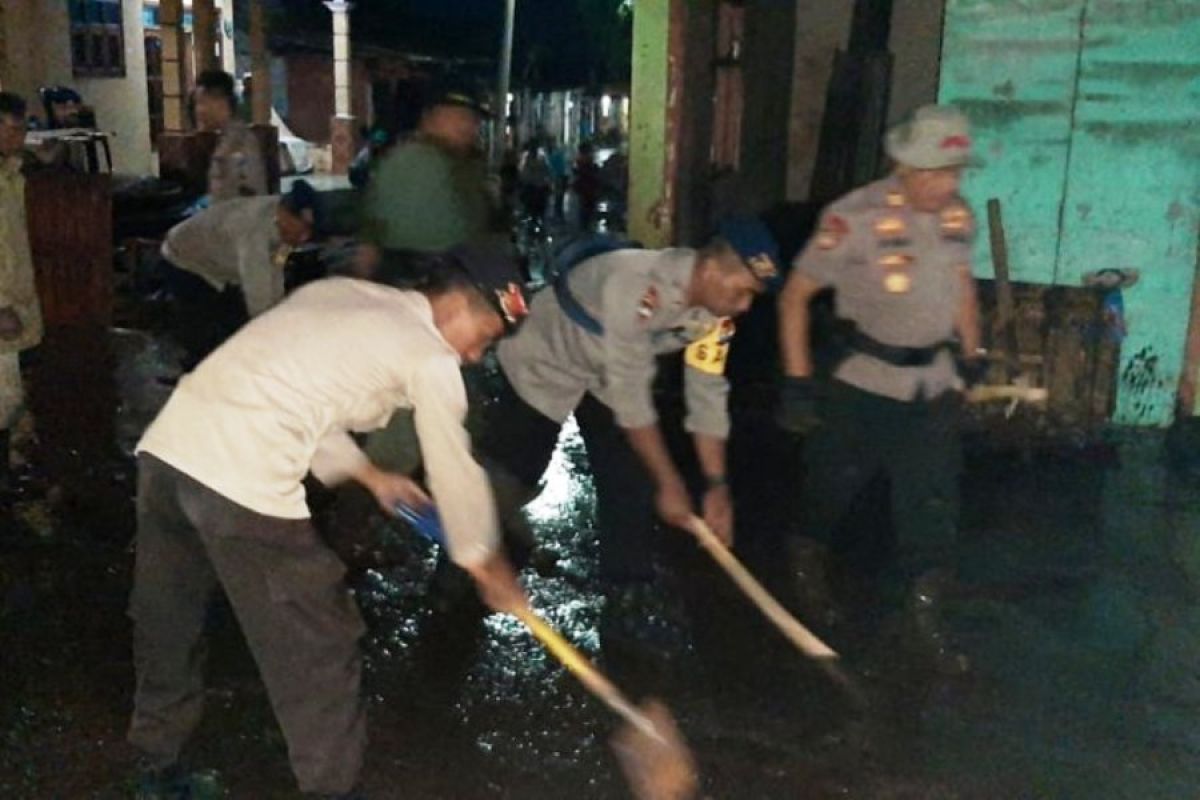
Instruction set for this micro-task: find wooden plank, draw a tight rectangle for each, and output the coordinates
[986,197,1019,377]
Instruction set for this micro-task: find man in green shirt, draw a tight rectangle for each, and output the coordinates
[360,85,496,254]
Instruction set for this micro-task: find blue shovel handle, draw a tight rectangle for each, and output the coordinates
[392,502,447,547]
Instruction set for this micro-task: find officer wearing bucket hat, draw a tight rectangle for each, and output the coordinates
[471,219,780,649]
[129,253,530,799]
[777,104,983,674]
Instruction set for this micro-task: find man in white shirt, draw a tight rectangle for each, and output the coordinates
[128,248,530,800]
[160,180,322,370]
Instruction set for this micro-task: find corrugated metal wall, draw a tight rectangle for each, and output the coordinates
[940,0,1200,425]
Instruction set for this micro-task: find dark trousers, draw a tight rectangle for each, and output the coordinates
[800,381,962,593]
[162,260,249,370]
[477,376,657,583]
[128,455,366,794]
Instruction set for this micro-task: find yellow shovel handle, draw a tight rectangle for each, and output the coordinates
[512,607,664,743]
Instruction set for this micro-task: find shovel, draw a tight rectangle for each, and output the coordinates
[684,516,866,707]
[395,503,699,799]
[514,606,699,800]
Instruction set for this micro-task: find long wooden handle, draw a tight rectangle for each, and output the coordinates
[513,607,664,743]
[966,384,1048,405]
[685,518,837,660]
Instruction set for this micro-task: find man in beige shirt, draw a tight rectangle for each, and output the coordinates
[0,92,43,500]
[130,250,530,799]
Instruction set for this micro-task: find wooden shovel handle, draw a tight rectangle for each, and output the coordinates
[685,517,838,660]
[966,384,1048,405]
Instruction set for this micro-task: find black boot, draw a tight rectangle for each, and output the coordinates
[904,569,970,676]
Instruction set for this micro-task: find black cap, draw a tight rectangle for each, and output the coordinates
[279,179,324,237]
[445,245,528,329]
[426,82,494,119]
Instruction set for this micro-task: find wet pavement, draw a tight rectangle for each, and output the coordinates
[4,320,1200,799]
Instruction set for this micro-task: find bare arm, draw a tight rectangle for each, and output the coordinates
[778,272,825,378]
[955,264,982,357]
[624,423,687,493]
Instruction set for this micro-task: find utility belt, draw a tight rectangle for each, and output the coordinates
[840,324,954,368]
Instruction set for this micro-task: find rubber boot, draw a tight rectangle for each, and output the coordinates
[785,537,840,629]
[905,569,970,676]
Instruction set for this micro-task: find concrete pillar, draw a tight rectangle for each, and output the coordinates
[628,0,687,248]
[785,3,854,201]
[0,3,7,90]
[219,0,238,77]
[193,0,219,75]
[249,0,271,126]
[159,0,189,133]
[325,0,357,175]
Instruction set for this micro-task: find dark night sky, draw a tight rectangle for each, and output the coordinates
[269,0,631,89]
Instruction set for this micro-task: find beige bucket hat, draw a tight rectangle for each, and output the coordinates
[884,104,974,169]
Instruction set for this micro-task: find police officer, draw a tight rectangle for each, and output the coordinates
[477,220,781,644]
[194,70,267,204]
[160,180,323,369]
[777,105,983,673]
[129,250,530,799]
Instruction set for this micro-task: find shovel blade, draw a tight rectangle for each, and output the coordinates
[610,699,698,800]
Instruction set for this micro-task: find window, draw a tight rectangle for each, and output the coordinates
[69,0,126,78]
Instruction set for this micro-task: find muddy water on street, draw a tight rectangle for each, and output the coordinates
[3,329,1200,799]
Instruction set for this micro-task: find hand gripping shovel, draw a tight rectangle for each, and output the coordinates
[395,504,699,799]
[685,516,866,707]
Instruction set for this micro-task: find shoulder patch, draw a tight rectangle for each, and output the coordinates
[815,214,849,251]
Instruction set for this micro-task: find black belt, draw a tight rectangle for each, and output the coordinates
[846,329,953,367]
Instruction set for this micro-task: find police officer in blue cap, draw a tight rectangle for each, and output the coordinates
[474,218,780,649]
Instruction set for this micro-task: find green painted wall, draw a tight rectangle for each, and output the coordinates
[628,0,672,248]
[940,0,1200,425]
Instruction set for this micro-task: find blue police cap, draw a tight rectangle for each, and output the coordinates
[718,216,782,290]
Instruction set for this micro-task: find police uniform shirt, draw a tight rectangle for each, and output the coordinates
[137,278,499,568]
[162,195,290,318]
[498,248,733,439]
[209,119,268,204]
[794,175,974,402]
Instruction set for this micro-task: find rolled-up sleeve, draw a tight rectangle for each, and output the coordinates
[310,431,369,486]
[410,357,499,568]
[684,366,730,438]
[600,274,658,429]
